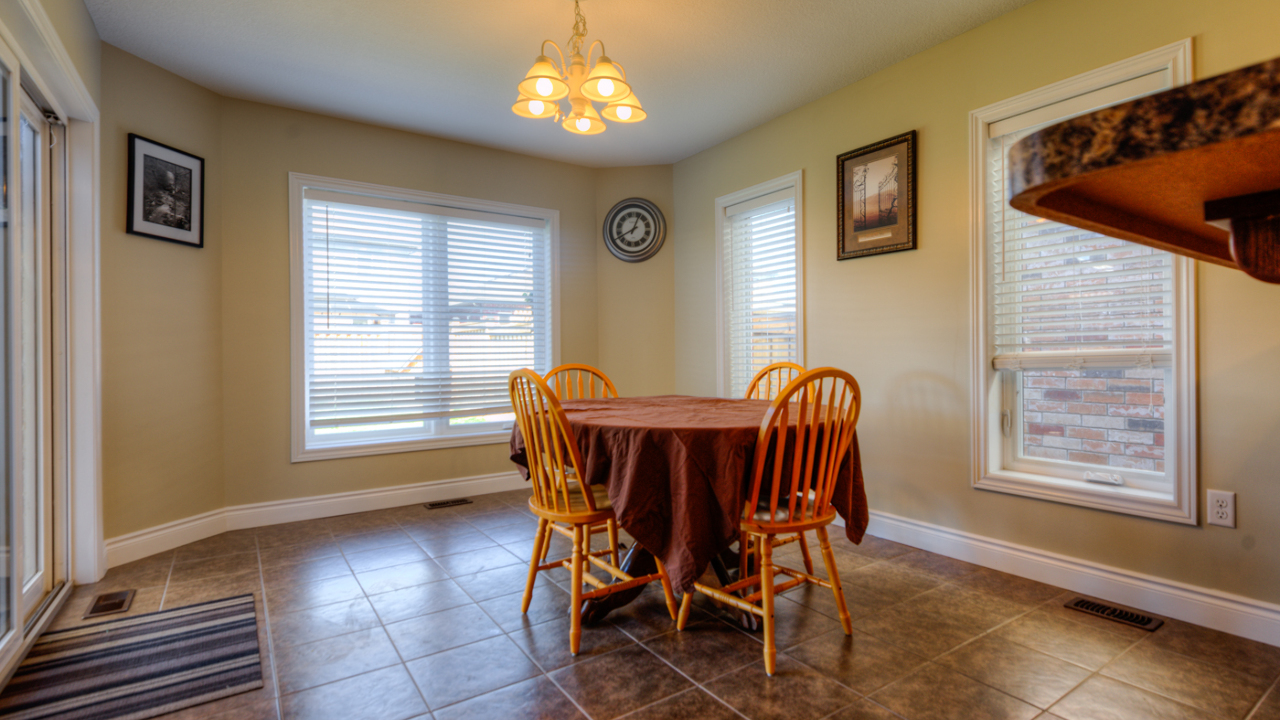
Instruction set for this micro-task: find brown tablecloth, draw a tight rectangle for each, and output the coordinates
[508,395,868,592]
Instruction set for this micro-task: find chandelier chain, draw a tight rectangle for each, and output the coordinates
[567,0,588,55]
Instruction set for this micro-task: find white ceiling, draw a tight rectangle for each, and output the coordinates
[85,0,1033,168]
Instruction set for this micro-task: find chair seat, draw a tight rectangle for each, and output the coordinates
[752,505,791,522]
[528,483,612,521]
[571,484,612,513]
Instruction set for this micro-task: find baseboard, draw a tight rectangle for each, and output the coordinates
[104,471,527,568]
[866,509,1280,647]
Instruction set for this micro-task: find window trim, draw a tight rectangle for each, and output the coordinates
[288,172,560,462]
[968,40,1198,524]
[714,171,805,398]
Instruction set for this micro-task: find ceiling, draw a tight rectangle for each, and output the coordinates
[85,0,1033,168]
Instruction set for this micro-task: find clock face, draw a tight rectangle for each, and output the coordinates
[603,198,666,262]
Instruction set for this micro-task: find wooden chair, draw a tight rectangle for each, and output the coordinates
[743,361,816,576]
[744,361,804,400]
[509,369,678,654]
[678,367,861,675]
[541,364,619,559]
[545,363,619,400]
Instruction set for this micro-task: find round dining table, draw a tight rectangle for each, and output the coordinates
[508,395,868,593]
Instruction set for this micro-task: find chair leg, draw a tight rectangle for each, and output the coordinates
[654,556,679,620]
[798,531,815,575]
[760,533,777,676]
[540,523,554,562]
[523,518,548,613]
[676,590,693,630]
[816,525,853,635]
[570,525,584,655]
[739,530,750,580]
[606,519,620,568]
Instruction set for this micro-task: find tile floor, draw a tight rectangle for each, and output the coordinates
[46,490,1280,720]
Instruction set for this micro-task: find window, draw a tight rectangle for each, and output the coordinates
[970,41,1197,523]
[716,171,804,398]
[290,174,557,461]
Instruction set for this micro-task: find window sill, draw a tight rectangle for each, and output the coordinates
[975,469,1195,525]
[292,430,511,463]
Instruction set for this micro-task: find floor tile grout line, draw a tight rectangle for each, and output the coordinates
[493,612,602,720]
[252,538,286,720]
[607,623,754,720]
[1083,634,1252,720]
[157,550,177,610]
[1245,675,1280,720]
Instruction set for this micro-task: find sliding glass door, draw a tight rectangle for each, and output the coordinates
[0,32,67,669]
[16,91,54,622]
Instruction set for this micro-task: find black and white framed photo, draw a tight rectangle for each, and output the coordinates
[836,130,916,260]
[127,133,204,248]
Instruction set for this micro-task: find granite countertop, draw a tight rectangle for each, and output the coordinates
[1009,58,1280,199]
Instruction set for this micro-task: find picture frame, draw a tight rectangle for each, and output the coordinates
[836,130,916,260]
[126,133,205,248]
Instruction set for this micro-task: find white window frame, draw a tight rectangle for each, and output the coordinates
[969,40,1198,524]
[288,173,560,462]
[715,171,805,398]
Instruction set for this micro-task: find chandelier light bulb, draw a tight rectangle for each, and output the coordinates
[616,105,631,120]
[529,100,545,115]
[576,117,591,132]
[597,78,614,97]
[535,77,553,97]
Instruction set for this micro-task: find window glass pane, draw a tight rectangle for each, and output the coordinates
[1020,368,1167,472]
[723,198,797,398]
[989,132,1174,357]
[301,188,551,449]
[18,114,37,587]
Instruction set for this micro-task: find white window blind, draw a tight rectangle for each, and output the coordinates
[722,189,798,398]
[987,76,1174,372]
[301,186,551,443]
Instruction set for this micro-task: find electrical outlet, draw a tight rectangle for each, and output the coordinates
[1207,490,1236,528]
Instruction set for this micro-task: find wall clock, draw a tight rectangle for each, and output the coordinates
[603,197,666,262]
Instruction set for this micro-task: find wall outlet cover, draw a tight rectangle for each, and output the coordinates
[1207,490,1236,528]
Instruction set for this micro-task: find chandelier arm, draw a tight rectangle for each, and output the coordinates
[541,40,567,76]
[587,40,605,67]
[613,60,627,80]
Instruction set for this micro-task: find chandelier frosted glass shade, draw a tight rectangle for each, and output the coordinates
[563,103,606,135]
[602,93,645,123]
[580,57,631,102]
[517,56,570,101]
[512,95,559,119]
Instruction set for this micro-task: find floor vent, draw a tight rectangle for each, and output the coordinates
[84,589,136,619]
[426,498,473,510]
[1065,597,1163,631]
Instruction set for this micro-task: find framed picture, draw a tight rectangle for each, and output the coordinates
[126,133,204,248]
[836,130,915,260]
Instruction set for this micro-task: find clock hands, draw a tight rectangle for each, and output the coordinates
[619,216,638,239]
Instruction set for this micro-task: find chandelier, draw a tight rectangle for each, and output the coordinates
[511,0,646,135]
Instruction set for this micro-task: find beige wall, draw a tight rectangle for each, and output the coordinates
[595,166,676,397]
[673,0,1280,603]
[217,99,601,509]
[100,46,607,533]
[100,45,224,537]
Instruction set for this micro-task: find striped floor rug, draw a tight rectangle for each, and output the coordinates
[0,594,264,720]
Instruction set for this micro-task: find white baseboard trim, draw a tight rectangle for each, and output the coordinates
[866,509,1280,647]
[105,471,527,568]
